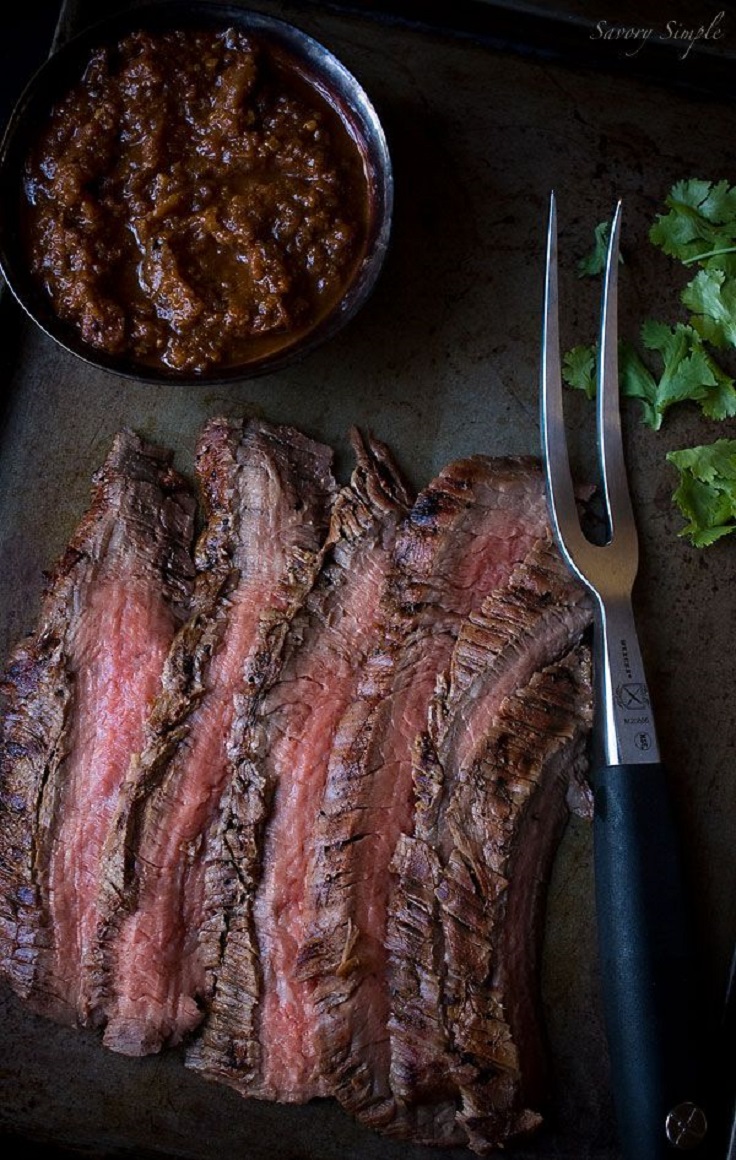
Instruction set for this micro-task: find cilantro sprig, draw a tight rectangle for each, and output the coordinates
[565,179,736,547]
[650,179,736,348]
[667,440,736,546]
[561,326,736,431]
[682,268,736,347]
[649,179,736,274]
[576,220,621,277]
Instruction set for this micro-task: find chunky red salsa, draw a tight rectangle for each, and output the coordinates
[22,26,370,374]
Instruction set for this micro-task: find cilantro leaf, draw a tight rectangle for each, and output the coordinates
[562,344,597,398]
[562,342,658,412]
[682,267,736,348]
[640,320,736,426]
[649,179,736,274]
[561,325,736,430]
[617,340,660,428]
[666,439,736,546]
[562,181,736,550]
[577,220,621,278]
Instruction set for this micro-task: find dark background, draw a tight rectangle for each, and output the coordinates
[0,2,734,1158]
[2,4,62,126]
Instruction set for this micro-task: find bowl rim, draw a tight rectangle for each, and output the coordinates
[0,0,394,385]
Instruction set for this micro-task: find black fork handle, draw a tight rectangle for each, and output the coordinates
[592,762,709,1159]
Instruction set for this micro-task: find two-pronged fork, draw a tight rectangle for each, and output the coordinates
[540,194,708,1159]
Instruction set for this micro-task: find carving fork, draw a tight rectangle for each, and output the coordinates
[540,194,709,1159]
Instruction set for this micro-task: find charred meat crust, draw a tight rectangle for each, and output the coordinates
[186,427,413,1101]
[442,646,593,1154]
[0,425,595,1158]
[0,431,196,1014]
[385,648,592,1153]
[297,456,558,1137]
[93,417,338,1055]
[383,537,594,1152]
[432,535,593,774]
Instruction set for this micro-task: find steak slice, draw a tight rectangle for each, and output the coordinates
[385,540,593,1151]
[297,456,552,1133]
[186,430,412,1102]
[0,431,196,1024]
[94,417,337,1056]
[428,535,593,786]
[443,646,593,1153]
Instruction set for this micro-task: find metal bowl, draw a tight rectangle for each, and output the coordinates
[0,2,393,384]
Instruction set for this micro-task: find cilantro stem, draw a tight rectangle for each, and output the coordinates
[682,245,736,266]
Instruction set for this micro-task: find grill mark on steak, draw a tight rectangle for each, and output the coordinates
[297,456,551,1132]
[385,646,592,1154]
[384,539,593,1151]
[1,427,596,1155]
[431,535,593,790]
[0,431,196,1022]
[383,538,593,1149]
[441,646,593,1153]
[186,430,412,1101]
[94,418,336,1056]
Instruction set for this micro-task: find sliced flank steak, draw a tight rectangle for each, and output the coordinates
[186,429,413,1102]
[0,424,596,1158]
[385,538,594,1152]
[0,431,196,1025]
[297,455,559,1140]
[447,647,592,1151]
[94,417,337,1056]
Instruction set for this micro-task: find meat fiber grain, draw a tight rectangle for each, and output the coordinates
[443,648,592,1152]
[186,429,412,1101]
[385,540,593,1152]
[0,428,596,1158]
[297,455,552,1135]
[95,417,336,1055]
[427,535,593,784]
[0,431,196,1024]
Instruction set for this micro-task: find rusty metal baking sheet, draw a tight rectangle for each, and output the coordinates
[1,2,735,1157]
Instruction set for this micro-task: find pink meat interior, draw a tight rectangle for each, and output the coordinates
[255,547,396,1099]
[104,579,274,1052]
[47,578,176,1015]
[349,511,546,1080]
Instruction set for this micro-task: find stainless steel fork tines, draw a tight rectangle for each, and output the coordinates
[540,194,707,1160]
[541,192,659,769]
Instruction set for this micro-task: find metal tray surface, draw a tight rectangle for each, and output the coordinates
[0,2,735,1157]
